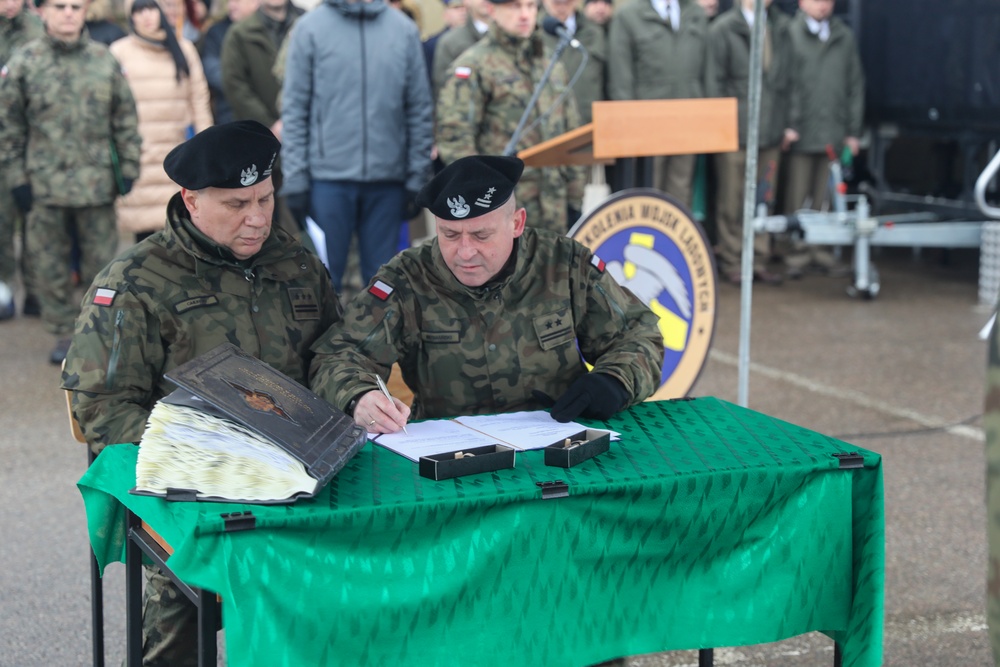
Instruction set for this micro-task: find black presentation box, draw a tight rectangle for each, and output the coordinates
[419,445,516,481]
[543,429,611,468]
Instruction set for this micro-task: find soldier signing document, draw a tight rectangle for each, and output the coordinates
[309,155,664,434]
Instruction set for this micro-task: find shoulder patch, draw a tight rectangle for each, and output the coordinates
[590,254,606,273]
[93,287,116,306]
[454,66,471,79]
[369,279,395,301]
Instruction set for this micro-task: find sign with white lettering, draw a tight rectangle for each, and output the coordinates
[570,189,717,399]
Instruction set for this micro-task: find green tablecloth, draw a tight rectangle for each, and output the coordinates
[79,397,884,667]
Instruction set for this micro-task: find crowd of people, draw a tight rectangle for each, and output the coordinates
[0,0,863,362]
[0,0,879,663]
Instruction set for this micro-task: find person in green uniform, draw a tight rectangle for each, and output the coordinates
[62,120,342,666]
[0,0,141,361]
[310,154,663,433]
[436,0,587,233]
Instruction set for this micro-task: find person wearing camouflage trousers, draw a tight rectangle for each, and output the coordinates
[987,310,1000,665]
[435,0,587,234]
[310,155,662,433]
[62,121,342,666]
[0,0,141,361]
[0,0,43,319]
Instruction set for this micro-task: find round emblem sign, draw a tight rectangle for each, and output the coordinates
[569,189,717,399]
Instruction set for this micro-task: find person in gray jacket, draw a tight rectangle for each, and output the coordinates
[280,0,433,292]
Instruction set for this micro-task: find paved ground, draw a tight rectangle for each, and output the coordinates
[0,246,992,666]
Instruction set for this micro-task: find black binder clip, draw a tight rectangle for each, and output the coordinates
[833,452,864,469]
[536,480,569,500]
[221,511,256,532]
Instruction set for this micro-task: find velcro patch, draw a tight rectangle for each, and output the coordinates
[421,330,461,344]
[369,279,394,301]
[287,287,320,321]
[591,255,606,273]
[173,295,219,314]
[93,287,116,306]
[455,66,471,79]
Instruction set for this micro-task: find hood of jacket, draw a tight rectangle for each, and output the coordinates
[325,0,388,20]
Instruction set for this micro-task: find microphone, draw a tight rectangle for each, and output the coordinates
[541,15,580,49]
[501,16,587,156]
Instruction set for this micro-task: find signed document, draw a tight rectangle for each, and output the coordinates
[373,411,620,462]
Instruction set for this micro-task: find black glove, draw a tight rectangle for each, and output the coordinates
[121,178,134,196]
[550,373,629,423]
[285,191,311,226]
[12,184,32,213]
[402,189,422,220]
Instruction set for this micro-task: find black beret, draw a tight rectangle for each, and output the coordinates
[416,155,524,221]
[163,120,279,190]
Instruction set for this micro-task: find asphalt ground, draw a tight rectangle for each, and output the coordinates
[0,246,992,666]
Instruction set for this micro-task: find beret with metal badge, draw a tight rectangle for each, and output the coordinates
[163,120,279,190]
[416,154,524,221]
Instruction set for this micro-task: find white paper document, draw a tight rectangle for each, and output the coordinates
[373,410,620,462]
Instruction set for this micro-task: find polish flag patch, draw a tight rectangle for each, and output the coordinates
[93,287,116,306]
[454,66,471,79]
[368,280,394,301]
[591,255,606,272]
[0,66,7,79]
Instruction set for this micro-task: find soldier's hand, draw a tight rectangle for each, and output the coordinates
[355,389,411,434]
[11,184,32,213]
[550,373,629,423]
[402,189,422,221]
[285,191,311,226]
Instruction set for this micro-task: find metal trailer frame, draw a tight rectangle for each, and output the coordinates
[750,155,996,300]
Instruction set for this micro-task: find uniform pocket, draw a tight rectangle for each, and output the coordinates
[532,310,574,351]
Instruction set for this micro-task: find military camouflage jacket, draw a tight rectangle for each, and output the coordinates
[0,11,43,67]
[0,33,140,206]
[62,193,342,450]
[436,25,586,233]
[309,228,663,420]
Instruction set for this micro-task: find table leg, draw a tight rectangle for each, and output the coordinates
[698,648,713,666]
[125,511,143,667]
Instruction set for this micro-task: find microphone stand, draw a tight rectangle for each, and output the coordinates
[502,35,575,157]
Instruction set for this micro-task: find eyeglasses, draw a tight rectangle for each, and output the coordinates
[50,3,85,11]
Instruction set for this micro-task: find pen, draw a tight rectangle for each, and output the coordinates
[373,373,409,435]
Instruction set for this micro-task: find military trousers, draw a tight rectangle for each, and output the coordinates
[714,146,779,275]
[782,151,831,213]
[25,203,117,336]
[141,564,199,667]
[652,153,696,209]
[781,152,841,271]
[0,180,28,289]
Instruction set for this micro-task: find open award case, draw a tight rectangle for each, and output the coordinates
[132,342,368,504]
[543,429,611,468]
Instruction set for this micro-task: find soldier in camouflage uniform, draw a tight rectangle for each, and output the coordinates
[62,121,342,666]
[0,0,43,319]
[436,0,587,234]
[0,0,141,362]
[310,155,662,433]
[988,312,1000,665]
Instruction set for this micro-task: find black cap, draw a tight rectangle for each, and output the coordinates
[163,120,279,190]
[416,155,524,221]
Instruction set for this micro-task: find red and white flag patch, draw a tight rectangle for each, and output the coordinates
[591,255,606,272]
[93,287,116,306]
[368,280,394,301]
[454,66,471,79]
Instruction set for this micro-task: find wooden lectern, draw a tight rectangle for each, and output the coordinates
[517,98,739,167]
